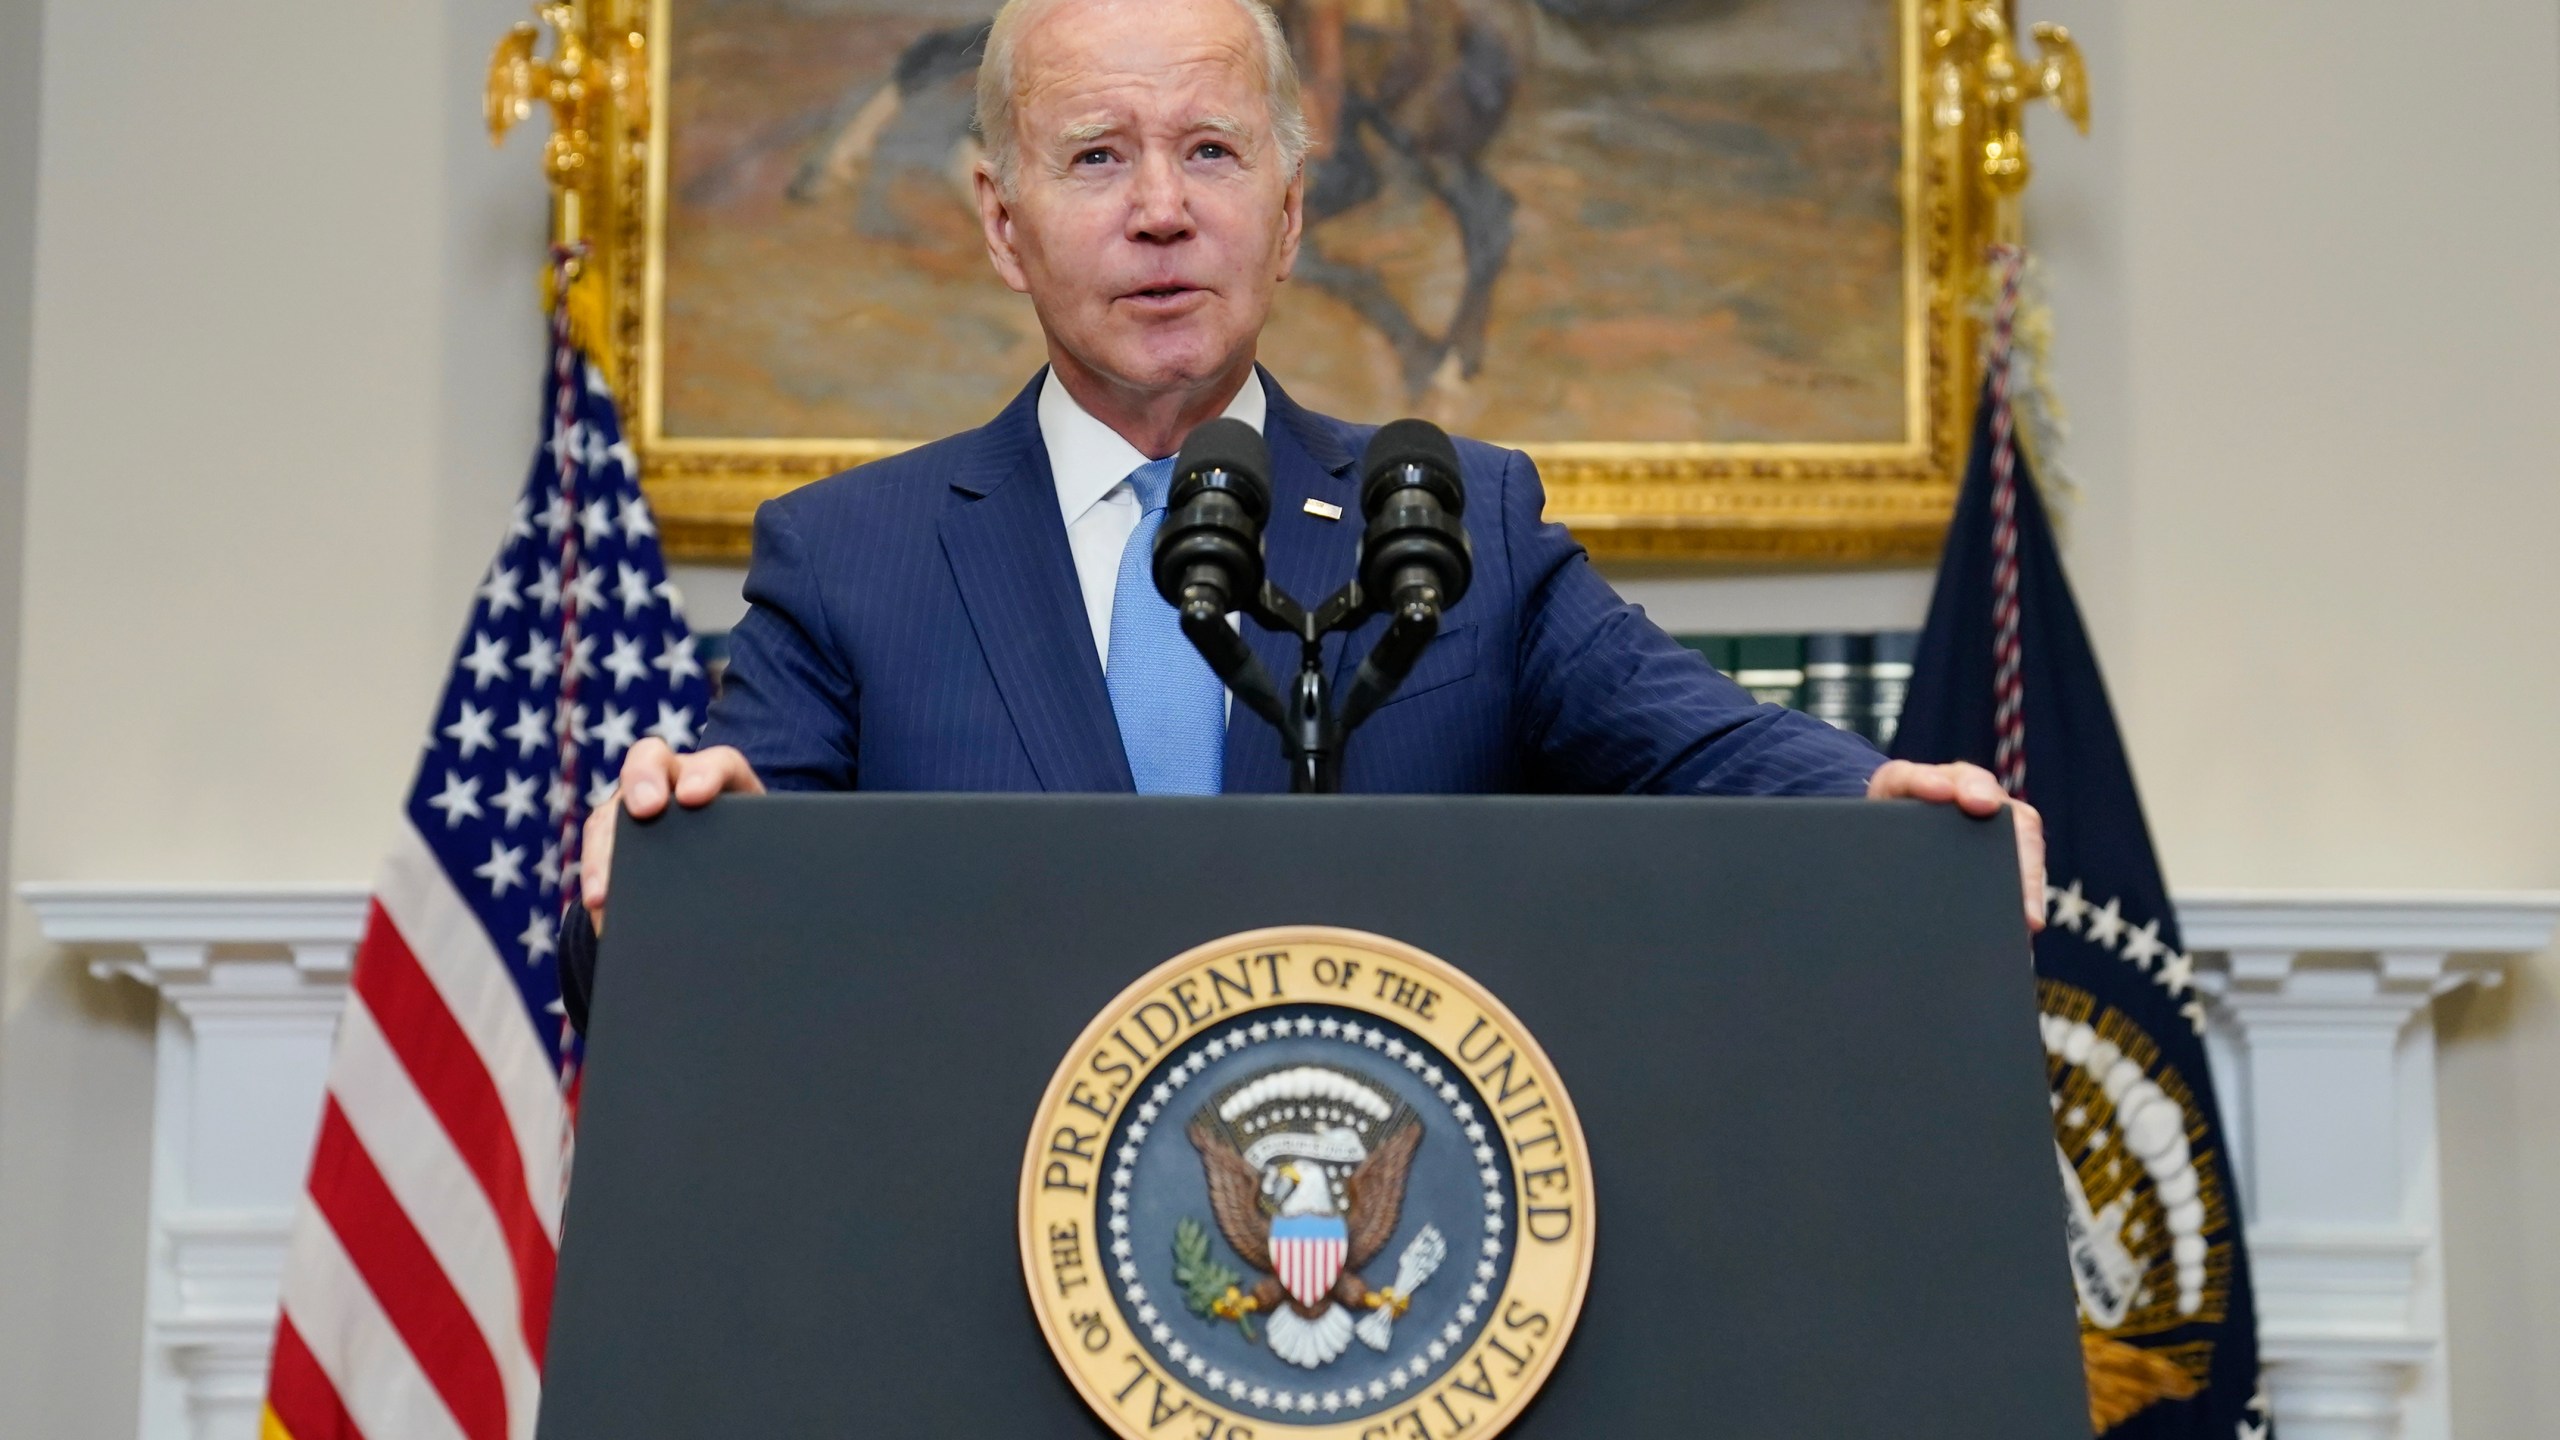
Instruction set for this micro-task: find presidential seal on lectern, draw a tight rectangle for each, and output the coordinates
[1022,928,1594,1440]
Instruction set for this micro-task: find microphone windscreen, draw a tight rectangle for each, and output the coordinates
[1172,418,1273,519]
[1358,419,1464,517]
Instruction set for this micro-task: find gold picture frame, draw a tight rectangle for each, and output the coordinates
[553,0,2044,563]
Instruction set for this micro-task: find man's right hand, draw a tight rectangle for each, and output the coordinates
[581,738,764,936]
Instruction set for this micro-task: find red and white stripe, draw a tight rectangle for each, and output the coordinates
[265,825,567,1440]
[1273,1235,1347,1310]
[1985,243,2029,802]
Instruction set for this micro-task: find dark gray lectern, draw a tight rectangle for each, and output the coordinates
[542,795,2087,1437]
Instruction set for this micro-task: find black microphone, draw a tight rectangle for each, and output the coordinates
[1355,419,1472,622]
[1152,418,1273,625]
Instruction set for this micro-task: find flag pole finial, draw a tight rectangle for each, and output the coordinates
[486,2,647,270]
[1929,2,2091,457]
[1931,3,2090,242]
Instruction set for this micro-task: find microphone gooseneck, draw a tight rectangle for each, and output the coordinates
[1147,417,1296,772]
[1337,420,1473,734]
[1355,419,1474,626]
[1152,417,1273,625]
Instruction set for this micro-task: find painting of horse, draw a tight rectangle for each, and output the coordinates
[656,0,1907,448]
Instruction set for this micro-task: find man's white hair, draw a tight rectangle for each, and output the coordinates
[972,0,1314,194]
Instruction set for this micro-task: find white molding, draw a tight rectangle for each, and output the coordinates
[21,882,369,946]
[27,884,366,1440]
[2178,889,2560,958]
[2178,891,2559,1440]
[27,883,2560,1440]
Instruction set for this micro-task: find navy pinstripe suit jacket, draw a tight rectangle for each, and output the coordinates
[559,370,1886,1025]
[704,369,1885,798]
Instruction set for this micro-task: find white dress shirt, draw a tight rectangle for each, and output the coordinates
[1041,368,1267,669]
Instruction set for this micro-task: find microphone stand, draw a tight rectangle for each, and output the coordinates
[1175,579,1440,795]
[1162,424,1467,796]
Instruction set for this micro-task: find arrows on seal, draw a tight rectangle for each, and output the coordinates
[1355,1225,1447,1352]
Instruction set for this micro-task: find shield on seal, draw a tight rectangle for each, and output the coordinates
[1269,1213,1349,1309]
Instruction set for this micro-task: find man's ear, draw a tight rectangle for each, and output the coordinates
[1275,164,1305,281]
[975,162,1033,295]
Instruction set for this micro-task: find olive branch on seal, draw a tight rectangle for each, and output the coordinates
[1173,1217,1256,1341]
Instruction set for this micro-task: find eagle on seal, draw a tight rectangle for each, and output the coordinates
[1187,1064,1435,1368]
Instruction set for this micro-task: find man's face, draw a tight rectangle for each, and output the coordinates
[976,0,1304,397]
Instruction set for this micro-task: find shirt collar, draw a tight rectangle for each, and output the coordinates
[1041,367,1267,529]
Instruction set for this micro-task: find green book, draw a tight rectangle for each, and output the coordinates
[1729,634,1806,710]
[1674,634,1738,673]
[1802,632,1869,732]
[1868,630,1917,748]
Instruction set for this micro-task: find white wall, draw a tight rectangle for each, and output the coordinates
[2028,0,2560,1431]
[0,0,37,895]
[0,0,148,1432]
[1,0,2554,1433]
[0,0,544,1431]
[5,0,545,928]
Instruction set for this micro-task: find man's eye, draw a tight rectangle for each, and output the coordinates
[1195,142,1233,160]
[1074,148,1114,166]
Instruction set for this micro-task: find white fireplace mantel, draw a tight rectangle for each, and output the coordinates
[2174,890,2560,1440]
[27,881,2560,1440]
[24,883,370,1440]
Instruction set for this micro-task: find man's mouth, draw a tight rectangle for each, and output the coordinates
[1122,283,1206,306]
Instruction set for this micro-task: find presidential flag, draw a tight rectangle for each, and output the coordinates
[261,270,710,1440]
[1891,253,2270,1439]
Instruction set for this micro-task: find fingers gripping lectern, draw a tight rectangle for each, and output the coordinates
[537,796,2088,1438]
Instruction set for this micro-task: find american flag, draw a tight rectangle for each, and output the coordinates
[262,274,710,1440]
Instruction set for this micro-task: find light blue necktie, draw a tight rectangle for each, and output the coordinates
[1106,457,1225,794]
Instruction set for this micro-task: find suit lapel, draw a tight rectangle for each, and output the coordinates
[1223,371,1361,794]
[940,376,1137,792]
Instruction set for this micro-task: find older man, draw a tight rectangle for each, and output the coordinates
[565,0,2040,1012]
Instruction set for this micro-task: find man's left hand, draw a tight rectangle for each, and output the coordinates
[1865,760,2047,934]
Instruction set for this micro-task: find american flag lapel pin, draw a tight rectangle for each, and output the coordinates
[1302,498,1343,521]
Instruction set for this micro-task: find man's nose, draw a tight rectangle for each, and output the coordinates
[1127,150,1194,243]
